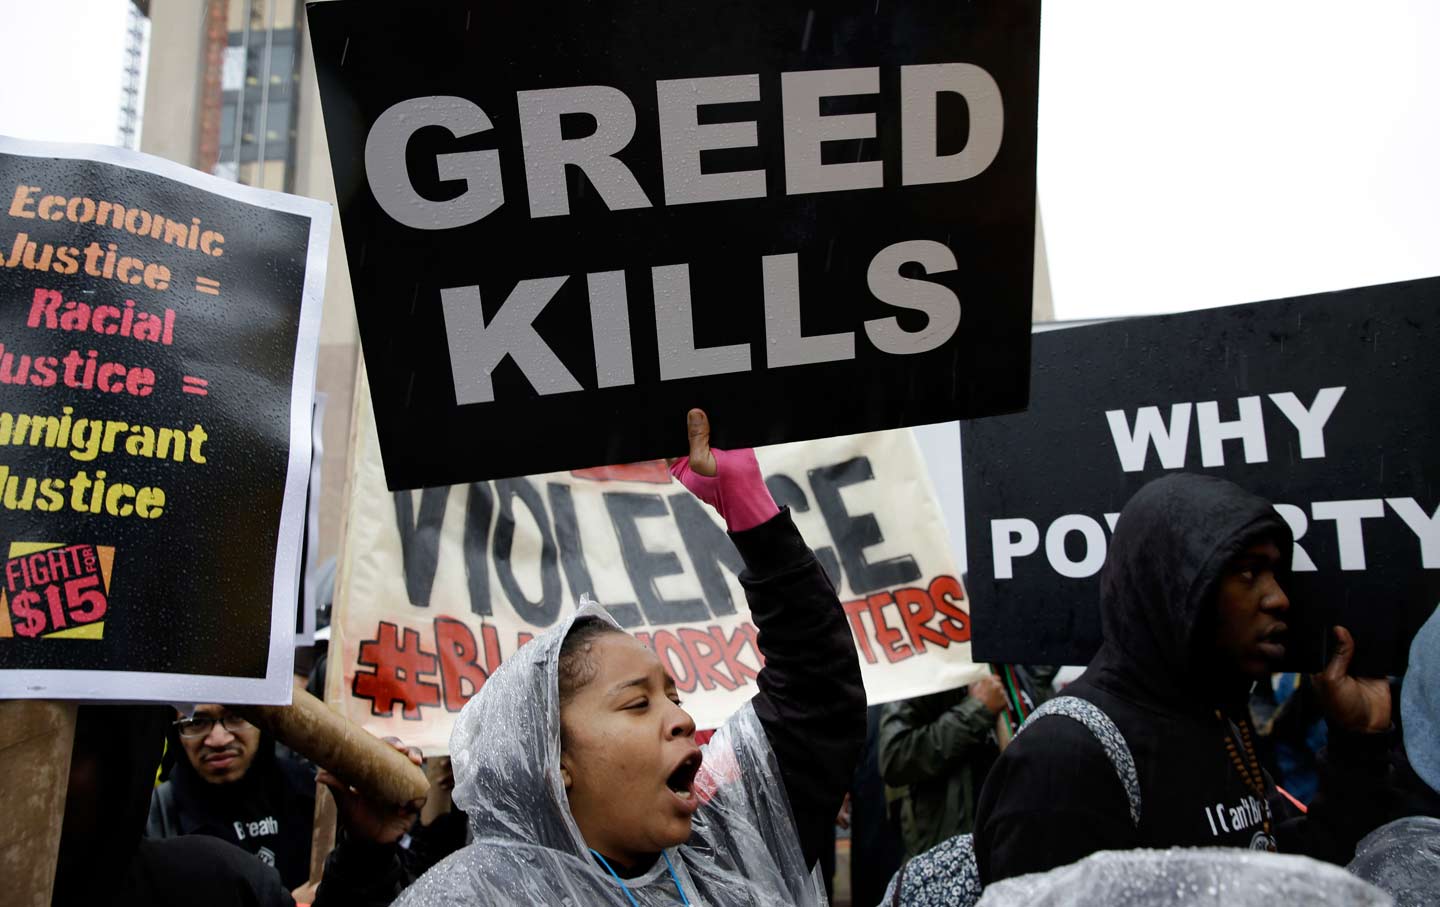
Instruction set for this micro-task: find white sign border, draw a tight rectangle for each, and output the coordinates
[0,135,330,705]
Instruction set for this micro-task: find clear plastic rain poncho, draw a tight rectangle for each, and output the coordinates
[394,601,826,906]
[972,848,1394,907]
[1347,817,1440,907]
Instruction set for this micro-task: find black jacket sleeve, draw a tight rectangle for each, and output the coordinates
[308,809,469,907]
[122,837,297,907]
[973,717,1138,884]
[311,835,415,907]
[1274,725,1398,864]
[733,507,867,871]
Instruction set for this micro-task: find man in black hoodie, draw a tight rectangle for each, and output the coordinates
[147,704,317,890]
[973,473,1394,884]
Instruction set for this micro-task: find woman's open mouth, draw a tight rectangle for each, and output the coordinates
[665,750,703,810]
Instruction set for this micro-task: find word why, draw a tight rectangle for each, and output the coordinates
[1105,387,1345,472]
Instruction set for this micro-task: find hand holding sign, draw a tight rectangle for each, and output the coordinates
[969,673,1008,716]
[668,408,779,533]
[318,736,426,846]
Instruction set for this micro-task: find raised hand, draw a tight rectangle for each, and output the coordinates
[1312,626,1391,734]
[667,408,778,532]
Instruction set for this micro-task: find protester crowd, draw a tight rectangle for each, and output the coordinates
[43,413,1439,906]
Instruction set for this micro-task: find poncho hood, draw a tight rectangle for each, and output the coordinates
[1402,605,1440,796]
[449,600,599,857]
[975,847,1393,907]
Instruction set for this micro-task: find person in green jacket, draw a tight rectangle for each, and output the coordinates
[878,676,1009,858]
[880,666,1061,858]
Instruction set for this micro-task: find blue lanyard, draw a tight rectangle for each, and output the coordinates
[590,849,692,906]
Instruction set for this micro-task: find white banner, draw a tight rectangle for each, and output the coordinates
[330,374,985,751]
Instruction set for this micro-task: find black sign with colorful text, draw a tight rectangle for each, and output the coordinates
[308,0,1041,489]
[962,278,1440,674]
[0,137,328,703]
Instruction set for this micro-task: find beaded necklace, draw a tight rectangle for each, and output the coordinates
[1216,710,1274,845]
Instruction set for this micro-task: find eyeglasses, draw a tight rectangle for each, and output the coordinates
[174,713,253,738]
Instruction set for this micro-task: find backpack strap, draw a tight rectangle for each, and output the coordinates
[1014,695,1142,827]
[888,832,981,907]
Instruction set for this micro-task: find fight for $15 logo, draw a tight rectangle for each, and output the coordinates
[0,542,114,639]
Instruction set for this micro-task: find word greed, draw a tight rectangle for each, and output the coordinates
[365,65,1005,404]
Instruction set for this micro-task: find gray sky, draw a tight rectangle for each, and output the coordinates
[1039,0,1440,319]
[1,0,1437,322]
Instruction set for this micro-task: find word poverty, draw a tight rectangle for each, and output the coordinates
[369,65,1004,404]
[990,387,1440,579]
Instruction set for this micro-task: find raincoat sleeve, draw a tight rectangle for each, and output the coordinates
[729,507,867,869]
[878,694,994,786]
[1273,725,1398,864]
[973,717,1137,884]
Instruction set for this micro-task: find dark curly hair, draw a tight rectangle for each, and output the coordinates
[557,616,626,708]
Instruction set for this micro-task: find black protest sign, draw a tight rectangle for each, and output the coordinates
[307,0,1040,490]
[0,138,327,703]
[962,278,1440,675]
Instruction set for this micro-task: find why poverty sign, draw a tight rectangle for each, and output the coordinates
[330,375,986,750]
[0,136,328,703]
[962,278,1440,674]
[307,0,1041,489]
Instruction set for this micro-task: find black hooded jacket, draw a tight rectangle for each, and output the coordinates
[973,474,1395,883]
[147,733,317,891]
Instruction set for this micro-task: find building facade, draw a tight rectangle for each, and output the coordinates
[141,0,359,567]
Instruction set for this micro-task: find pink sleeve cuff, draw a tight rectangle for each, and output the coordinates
[670,448,779,533]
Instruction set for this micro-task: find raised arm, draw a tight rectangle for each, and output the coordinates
[670,409,866,870]
[1275,626,1398,864]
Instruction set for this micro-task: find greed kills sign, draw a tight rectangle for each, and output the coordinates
[961,279,1440,674]
[2,542,114,639]
[308,0,1041,489]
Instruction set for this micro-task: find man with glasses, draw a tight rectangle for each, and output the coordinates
[147,704,317,891]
